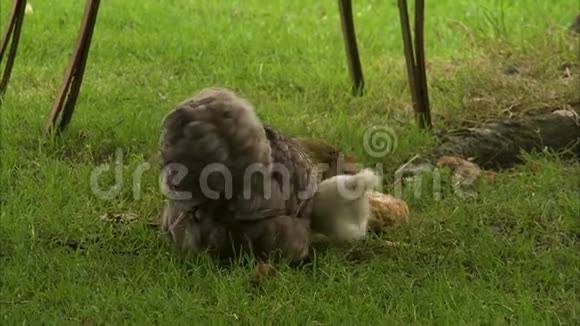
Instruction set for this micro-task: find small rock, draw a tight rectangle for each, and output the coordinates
[501,64,520,76]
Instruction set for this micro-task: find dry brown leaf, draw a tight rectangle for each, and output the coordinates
[482,170,497,182]
[436,155,483,187]
[527,162,540,174]
[99,212,139,224]
[436,155,498,187]
[436,155,481,176]
[249,261,276,288]
[384,240,400,247]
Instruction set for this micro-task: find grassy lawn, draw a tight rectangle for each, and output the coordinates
[1,0,579,324]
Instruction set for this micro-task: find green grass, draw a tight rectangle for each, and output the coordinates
[1,0,579,324]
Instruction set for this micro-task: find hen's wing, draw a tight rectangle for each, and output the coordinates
[262,124,317,219]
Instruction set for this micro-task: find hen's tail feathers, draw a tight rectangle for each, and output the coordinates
[159,87,272,206]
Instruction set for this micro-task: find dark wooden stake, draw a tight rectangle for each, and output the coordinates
[46,0,100,135]
[397,0,420,118]
[0,0,27,98]
[413,0,431,129]
[397,0,432,129]
[338,0,364,96]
